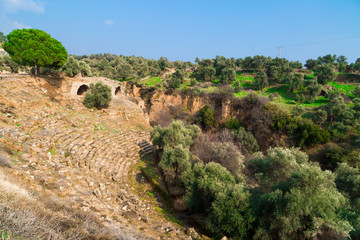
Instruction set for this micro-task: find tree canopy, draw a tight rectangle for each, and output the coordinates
[249,147,352,240]
[3,29,67,72]
[151,120,201,149]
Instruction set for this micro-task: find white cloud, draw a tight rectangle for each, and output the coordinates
[13,21,31,29]
[0,0,44,33]
[2,0,44,13]
[104,19,115,26]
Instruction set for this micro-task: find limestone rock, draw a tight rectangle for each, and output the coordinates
[186,228,200,240]
[112,175,121,182]
[93,189,102,198]
[0,151,11,167]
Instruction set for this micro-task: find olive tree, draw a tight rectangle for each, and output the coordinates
[197,105,216,131]
[219,67,236,84]
[191,134,245,178]
[314,64,336,84]
[168,69,185,89]
[183,162,254,239]
[159,145,191,184]
[286,73,304,92]
[254,71,268,90]
[83,82,112,109]
[150,120,201,149]
[61,56,80,77]
[250,147,352,240]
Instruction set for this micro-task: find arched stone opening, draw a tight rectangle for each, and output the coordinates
[319,89,327,96]
[115,86,121,95]
[77,85,89,95]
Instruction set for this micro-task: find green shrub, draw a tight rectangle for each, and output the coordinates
[190,78,197,86]
[336,163,360,202]
[234,127,260,153]
[291,105,305,117]
[225,118,242,130]
[208,183,254,239]
[249,148,352,240]
[326,89,342,100]
[326,96,356,126]
[316,144,358,170]
[313,109,327,125]
[61,56,80,77]
[295,94,306,104]
[183,162,254,239]
[335,163,360,239]
[159,145,191,185]
[330,128,349,141]
[314,64,336,84]
[269,105,330,147]
[168,69,185,89]
[219,67,236,84]
[197,105,216,131]
[249,147,308,184]
[184,162,235,212]
[191,134,245,178]
[292,118,331,147]
[150,120,201,149]
[83,82,112,109]
[2,55,19,73]
[268,93,276,101]
[79,61,91,76]
[254,71,268,90]
[234,80,241,93]
[353,85,360,98]
[167,77,181,89]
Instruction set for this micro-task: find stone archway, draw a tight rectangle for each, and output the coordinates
[115,86,121,95]
[77,85,89,95]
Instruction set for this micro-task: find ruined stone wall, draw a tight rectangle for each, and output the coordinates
[69,77,126,98]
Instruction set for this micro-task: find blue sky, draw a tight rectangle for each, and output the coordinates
[1,0,360,63]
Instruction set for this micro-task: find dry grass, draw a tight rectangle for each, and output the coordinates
[0,168,143,240]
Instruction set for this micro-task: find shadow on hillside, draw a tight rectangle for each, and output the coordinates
[43,75,65,88]
[136,142,211,238]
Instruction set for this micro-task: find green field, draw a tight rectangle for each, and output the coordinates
[142,76,164,88]
[304,73,314,79]
[142,72,356,111]
[235,72,255,88]
[328,81,356,98]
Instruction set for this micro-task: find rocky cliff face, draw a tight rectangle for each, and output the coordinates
[130,86,279,151]
[128,86,239,126]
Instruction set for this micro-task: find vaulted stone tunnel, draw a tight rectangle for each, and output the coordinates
[115,86,121,95]
[77,85,89,95]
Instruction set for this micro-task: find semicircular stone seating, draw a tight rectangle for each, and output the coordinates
[0,78,189,239]
[0,108,164,232]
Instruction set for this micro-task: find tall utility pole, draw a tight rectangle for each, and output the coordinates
[276,46,283,58]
